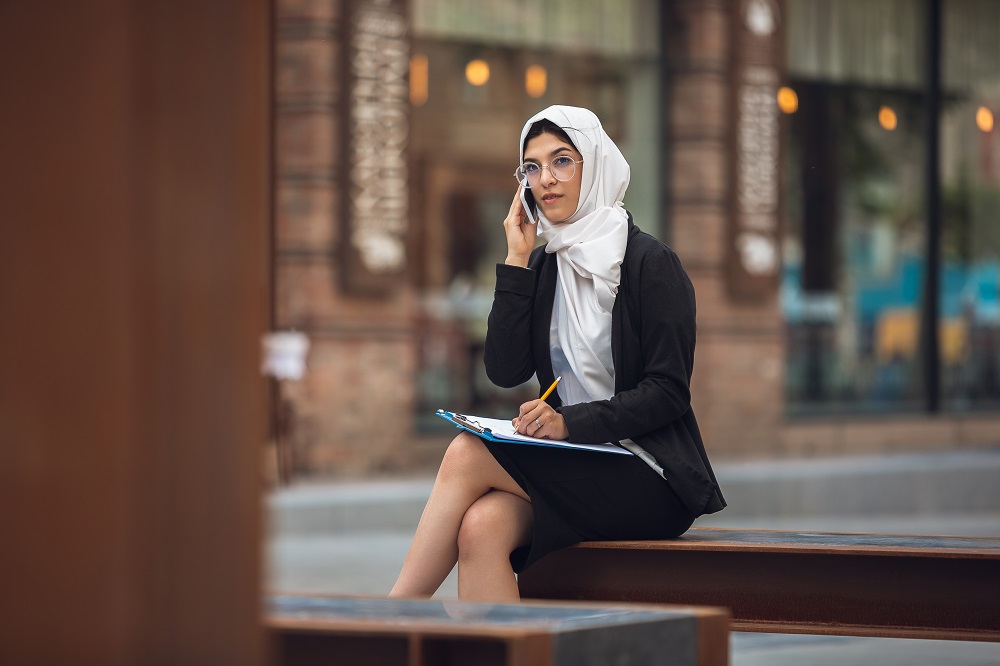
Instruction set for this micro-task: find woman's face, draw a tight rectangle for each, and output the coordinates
[523,132,583,224]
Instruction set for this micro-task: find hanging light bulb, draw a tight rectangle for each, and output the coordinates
[777,86,798,114]
[976,106,994,133]
[409,54,428,106]
[465,59,490,86]
[878,106,897,131]
[525,64,547,98]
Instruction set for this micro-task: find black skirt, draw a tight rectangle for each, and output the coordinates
[483,439,697,573]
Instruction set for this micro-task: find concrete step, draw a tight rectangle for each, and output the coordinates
[715,449,1000,518]
[268,477,433,538]
[268,450,1000,538]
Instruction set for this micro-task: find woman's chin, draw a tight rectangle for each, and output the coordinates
[543,207,573,223]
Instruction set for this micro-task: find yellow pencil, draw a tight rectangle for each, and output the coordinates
[540,376,562,402]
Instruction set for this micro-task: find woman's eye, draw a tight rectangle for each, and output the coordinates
[552,156,573,167]
[523,164,539,174]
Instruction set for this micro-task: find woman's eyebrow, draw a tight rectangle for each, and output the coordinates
[523,147,573,162]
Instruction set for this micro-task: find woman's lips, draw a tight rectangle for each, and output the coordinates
[540,193,562,204]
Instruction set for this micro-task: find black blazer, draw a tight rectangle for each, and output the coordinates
[484,216,726,516]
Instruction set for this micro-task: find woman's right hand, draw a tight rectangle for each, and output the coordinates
[503,187,535,268]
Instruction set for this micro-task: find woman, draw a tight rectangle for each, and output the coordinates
[390,105,725,602]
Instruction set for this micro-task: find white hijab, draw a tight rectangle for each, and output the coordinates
[519,105,630,402]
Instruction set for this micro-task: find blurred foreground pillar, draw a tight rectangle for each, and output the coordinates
[0,2,270,664]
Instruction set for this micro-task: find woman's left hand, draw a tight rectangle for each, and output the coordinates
[512,399,569,440]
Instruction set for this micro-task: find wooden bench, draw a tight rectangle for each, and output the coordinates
[268,595,730,666]
[517,527,1000,642]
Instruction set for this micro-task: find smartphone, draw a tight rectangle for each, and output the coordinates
[519,187,537,224]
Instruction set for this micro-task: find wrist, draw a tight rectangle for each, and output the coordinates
[505,254,529,268]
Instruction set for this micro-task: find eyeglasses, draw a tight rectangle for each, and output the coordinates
[513,155,583,188]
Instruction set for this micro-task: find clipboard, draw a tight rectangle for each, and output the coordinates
[436,409,632,455]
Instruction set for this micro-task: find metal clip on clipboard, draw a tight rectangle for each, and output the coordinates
[436,410,489,436]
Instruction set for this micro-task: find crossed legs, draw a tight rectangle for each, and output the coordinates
[389,432,533,602]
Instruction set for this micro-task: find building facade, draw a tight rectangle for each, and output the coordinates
[274,0,1000,478]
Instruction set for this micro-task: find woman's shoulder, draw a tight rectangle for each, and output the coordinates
[624,220,685,273]
[622,220,696,309]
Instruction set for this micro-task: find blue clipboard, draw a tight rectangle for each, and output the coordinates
[435,409,632,455]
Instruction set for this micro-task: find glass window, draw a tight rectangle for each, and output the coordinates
[941,0,1000,409]
[783,0,927,414]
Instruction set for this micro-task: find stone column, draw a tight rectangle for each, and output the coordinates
[275,0,418,475]
[665,0,785,457]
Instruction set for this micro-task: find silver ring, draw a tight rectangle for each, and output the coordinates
[534,419,542,430]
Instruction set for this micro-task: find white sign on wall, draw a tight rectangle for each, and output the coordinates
[728,0,784,298]
[346,0,410,282]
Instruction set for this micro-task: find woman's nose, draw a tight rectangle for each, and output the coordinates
[539,165,557,186]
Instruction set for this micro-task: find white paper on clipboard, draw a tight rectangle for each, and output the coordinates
[436,410,632,455]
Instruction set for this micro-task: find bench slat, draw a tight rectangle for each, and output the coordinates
[518,528,1000,642]
[573,527,1000,559]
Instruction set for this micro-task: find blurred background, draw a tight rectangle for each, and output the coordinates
[276,0,1000,480]
[2,0,999,664]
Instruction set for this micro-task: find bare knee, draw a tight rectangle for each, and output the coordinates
[434,434,530,503]
[457,494,527,561]
[438,432,490,482]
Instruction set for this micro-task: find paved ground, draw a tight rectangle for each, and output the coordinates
[730,632,1000,666]
[266,450,1000,664]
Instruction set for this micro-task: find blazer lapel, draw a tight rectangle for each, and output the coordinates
[613,216,641,394]
[532,251,559,403]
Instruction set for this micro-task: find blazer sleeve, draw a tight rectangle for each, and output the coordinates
[558,245,697,443]
[483,262,538,388]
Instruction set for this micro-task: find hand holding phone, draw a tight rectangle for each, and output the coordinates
[503,187,537,268]
[519,186,536,225]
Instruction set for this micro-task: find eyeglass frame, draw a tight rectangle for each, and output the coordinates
[513,156,584,188]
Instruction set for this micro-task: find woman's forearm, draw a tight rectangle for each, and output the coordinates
[483,264,537,387]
